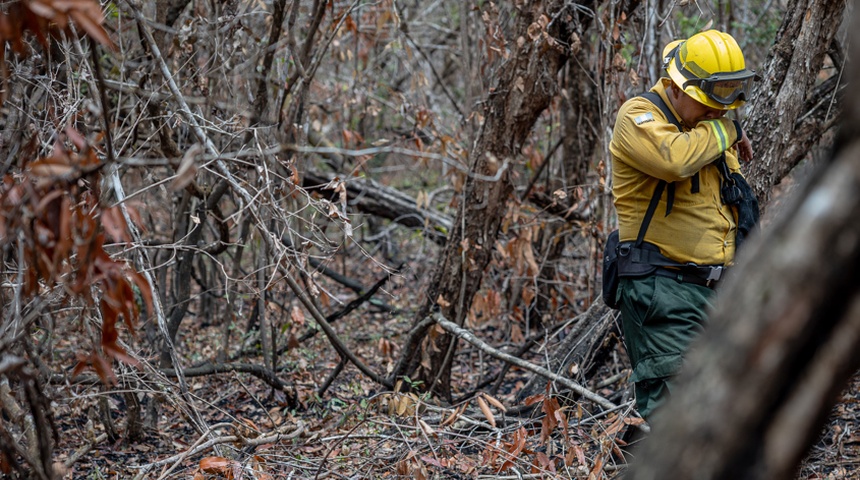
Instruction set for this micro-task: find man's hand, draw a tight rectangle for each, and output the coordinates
[737,130,753,162]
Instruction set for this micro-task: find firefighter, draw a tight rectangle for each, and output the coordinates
[609,29,756,419]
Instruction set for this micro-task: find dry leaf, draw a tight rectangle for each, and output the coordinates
[290,305,305,326]
[629,68,640,87]
[476,395,496,428]
[440,410,457,427]
[527,22,542,40]
[417,419,435,436]
[612,52,626,72]
[436,295,451,308]
[570,32,582,55]
[441,403,467,427]
[169,144,202,191]
[200,456,231,474]
[386,394,397,416]
[29,158,73,178]
[482,393,507,413]
[415,190,428,209]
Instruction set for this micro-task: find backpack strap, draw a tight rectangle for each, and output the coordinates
[630,180,686,268]
[635,180,666,248]
[625,92,690,268]
[640,91,680,129]
[638,91,690,217]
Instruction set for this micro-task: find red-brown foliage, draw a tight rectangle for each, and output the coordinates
[0,126,151,383]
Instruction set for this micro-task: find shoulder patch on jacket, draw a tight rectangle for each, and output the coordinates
[634,112,655,125]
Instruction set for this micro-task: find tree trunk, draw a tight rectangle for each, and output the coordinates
[404,1,574,399]
[625,9,860,479]
[528,23,601,326]
[743,0,846,209]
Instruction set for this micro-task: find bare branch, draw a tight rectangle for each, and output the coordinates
[431,311,627,415]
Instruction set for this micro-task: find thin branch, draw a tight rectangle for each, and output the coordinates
[431,312,623,413]
[282,271,392,388]
[123,0,393,393]
[387,317,436,384]
[134,423,305,472]
[317,357,346,397]
[299,270,396,342]
[89,37,115,165]
[159,362,297,401]
[396,16,466,120]
[247,0,289,132]
[520,138,563,202]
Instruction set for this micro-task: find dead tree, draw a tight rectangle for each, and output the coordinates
[744,0,846,208]
[390,1,576,399]
[525,9,601,327]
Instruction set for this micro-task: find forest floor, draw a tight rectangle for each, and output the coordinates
[49,289,860,479]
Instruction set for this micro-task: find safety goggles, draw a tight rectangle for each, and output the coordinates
[683,71,756,105]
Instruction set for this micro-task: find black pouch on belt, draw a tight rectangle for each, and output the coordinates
[602,179,670,309]
[617,242,661,277]
[602,230,622,309]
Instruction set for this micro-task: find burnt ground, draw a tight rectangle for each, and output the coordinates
[42,298,860,480]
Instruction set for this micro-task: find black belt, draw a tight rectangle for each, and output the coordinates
[654,266,725,289]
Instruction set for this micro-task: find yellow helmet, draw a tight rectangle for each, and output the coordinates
[664,30,755,110]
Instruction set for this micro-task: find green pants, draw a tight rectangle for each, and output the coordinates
[617,274,715,419]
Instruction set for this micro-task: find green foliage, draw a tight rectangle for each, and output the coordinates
[401,375,424,390]
[105,2,119,20]
[669,0,784,67]
[676,14,710,39]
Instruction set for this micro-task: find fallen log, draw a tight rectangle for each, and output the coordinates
[302,170,452,245]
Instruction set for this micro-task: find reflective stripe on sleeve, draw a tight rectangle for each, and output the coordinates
[706,119,729,152]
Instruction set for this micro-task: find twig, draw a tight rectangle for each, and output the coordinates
[63,433,108,470]
[282,272,392,388]
[133,423,305,471]
[317,358,346,397]
[153,422,234,480]
[431,313,618,412]
[291,145,510,182]
[159,362,297,405]
[484,324,566,398]
[299,271,396,342]
[0,375,40,476]
[519,138,563,202]
[396,13,465,120]
[88,37,115,165]
[314,416,368,480]
[387,317,436,385]
[245,0,288,135]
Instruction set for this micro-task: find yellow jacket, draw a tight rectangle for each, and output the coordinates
[610,79,742,266]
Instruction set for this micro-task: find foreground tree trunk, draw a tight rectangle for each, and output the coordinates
[743,0,846,208]
[626,10,859,479]
[401,2,574,398]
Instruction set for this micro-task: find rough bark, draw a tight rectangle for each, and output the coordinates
[404,1,575,399]
[625,10,860,478]
[529,37,600,324]
[743,0,846,208]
